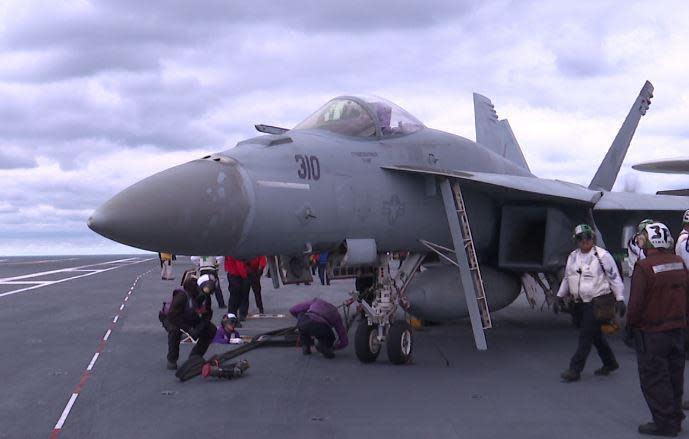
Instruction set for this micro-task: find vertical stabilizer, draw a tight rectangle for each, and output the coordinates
[588,80,654,191]
[497,119,530,173]
[473,93,530,172]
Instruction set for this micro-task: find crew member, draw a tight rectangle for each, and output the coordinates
[165,274,217,370]
[627,219,655,275]
[191,256,226,309]
[556,224,626,382]
[160,252,175,280]
[675,210,689,268]
[246,256,267,315]
[213,313,241,344]
[627,221,689,437]
[289,298,348,359]
[224,256,251,322]
[317,251,330,286]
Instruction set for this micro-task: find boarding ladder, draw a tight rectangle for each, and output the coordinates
[438,178,491,350]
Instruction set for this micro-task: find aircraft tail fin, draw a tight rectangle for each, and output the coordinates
[473,93,530,172]
[588,80,654,191]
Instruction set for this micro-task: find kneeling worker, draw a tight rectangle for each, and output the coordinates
[213,313,242,344]
[289,298,348,358]
[627,221,689,437]
[556,224,626,382]
[165,274,217,370]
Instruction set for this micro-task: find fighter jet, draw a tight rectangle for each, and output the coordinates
[89,80,682,363]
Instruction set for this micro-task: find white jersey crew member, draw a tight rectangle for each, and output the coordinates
[626,219,655,276]
[675,210,689,268]
[557,224,626,382]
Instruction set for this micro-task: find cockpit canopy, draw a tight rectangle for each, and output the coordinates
[293,96,424,138]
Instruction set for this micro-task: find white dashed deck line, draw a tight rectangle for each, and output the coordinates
[86,353,100,371]
[54,393,79,430]
[0,258,154,298]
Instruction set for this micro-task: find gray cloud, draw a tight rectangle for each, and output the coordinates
[1,0,689,255]
[0,148,37,169]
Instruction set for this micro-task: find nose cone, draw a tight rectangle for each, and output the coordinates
[88,157,252,255]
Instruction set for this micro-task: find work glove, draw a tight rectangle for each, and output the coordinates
[552,297,564,314]
[615,300,627,318]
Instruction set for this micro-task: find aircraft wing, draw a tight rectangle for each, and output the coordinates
[382,165,601,205]
[593,191,688,211]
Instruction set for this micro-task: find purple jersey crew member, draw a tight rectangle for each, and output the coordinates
[212,326,241,344]
[289,298,349,356]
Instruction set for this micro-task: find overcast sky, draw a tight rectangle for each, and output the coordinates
[1,0,689,255]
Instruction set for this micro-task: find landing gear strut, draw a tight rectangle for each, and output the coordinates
[352,253,424,365]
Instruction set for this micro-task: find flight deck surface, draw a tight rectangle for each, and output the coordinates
[0,255,667,438]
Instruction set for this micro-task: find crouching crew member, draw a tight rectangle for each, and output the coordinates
[165,274,217,370]
[627,221,689,437]
[557,224,626,382]
[289,298,348,359]
[213,313,241,344]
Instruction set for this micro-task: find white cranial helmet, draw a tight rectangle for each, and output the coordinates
[643,222,673,249]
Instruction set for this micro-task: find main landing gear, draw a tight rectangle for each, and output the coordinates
[352,253,423,365]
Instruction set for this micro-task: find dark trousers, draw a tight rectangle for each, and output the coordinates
[569,302,617,372]
[297,313,335,349]
[637,329,685,432]
[166,321,216,363]
[214,283,226,308]
[317,264,329,285]
[247,273,264,313]
[227,274,251,319]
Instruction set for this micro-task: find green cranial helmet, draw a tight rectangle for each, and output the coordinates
[637,218,654,233]
[573,224,594,241]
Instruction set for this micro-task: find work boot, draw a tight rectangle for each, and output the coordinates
[638,422,678,437]
[302,345,312,355]
[594,362,619,376]
[315,342,335,359]
[166,361,177,370]
[560,369,580,382]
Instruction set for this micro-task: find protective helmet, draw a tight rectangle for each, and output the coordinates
[222,313,238,327]
[637,218,654,232]
[197,274,215,294]
[683,210,689,224]
[642,222,673,249]
[573,224,594,241]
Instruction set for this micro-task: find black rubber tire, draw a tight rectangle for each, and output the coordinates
[354,321,381,363]
[386,320,413,365]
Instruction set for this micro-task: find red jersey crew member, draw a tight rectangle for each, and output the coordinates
[626,222,689,437]
[556,224,625,382]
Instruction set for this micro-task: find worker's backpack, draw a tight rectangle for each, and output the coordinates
[158,288,189,330]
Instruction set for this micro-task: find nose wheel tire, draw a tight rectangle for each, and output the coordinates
[387,320,413,365]
[354,321,381,363]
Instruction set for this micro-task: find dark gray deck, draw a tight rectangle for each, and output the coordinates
[0,256,668,438]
